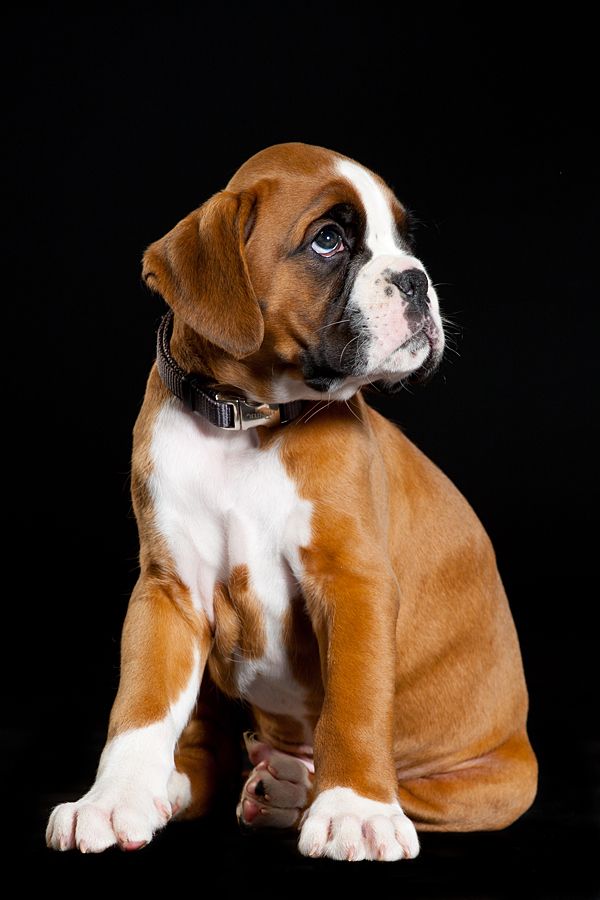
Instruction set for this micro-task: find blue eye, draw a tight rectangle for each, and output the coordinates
[311,227,344,257]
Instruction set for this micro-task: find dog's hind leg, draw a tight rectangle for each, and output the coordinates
[396,732,538,832]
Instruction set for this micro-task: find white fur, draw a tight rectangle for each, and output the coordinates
[167,769,193,817]
[337,160,401,257]
[150,400,313,728]
[269,372,364,403]
[336,158,445,377]
[46,650,201,852]
[47,399,316,853]
[298,787,419,862]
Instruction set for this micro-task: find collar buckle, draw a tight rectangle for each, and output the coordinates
[213,390,281,430]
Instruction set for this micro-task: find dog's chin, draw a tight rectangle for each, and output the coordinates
[324,346,440,401]
[270,326,443,403]
[366,333,444,394]
[371,332,432,378]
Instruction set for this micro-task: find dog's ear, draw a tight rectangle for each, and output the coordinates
[142,190,264,359]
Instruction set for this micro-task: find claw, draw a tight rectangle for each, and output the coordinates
[153,798,172,821]
[241,798,260,824]
[118,834,148,853]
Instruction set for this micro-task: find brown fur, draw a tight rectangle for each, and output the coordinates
[278,398,537,826]
[173,676,242,820]
[208,565,268,698]
[107,142,536,833]
[142,191,264,359]
[108,574,211,738]
[143,145,410,404]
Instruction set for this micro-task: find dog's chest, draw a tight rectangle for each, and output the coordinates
[149,401,313,716]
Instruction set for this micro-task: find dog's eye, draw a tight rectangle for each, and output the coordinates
[311,226,345,258]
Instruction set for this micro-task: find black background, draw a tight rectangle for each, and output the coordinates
[5,6,598,895]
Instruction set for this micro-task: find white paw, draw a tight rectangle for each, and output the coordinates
[46,781,172,853]
[237,736,312,829]
[298,787,419,862]
[167,769,193,818]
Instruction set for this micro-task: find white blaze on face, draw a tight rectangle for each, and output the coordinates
[336,159,444,379]
[337,160,402,256]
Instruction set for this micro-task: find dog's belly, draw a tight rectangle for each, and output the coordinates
[149,400,317,735]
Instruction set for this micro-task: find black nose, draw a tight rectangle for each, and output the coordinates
[390,268,429,310]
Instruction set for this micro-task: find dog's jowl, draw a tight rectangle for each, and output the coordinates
[47,143,537,861]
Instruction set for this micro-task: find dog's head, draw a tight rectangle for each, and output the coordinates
[143,142,444,402]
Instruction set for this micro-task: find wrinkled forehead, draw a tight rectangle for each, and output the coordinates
[228,151,408,248]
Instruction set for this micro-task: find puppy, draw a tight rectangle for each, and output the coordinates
[47,142,537,861]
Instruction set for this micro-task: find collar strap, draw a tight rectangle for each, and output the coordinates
[156,311,303,431]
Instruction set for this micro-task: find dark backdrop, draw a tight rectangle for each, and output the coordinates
[5,6,598,896]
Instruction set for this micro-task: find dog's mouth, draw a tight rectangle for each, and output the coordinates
[297,315,443,399]
[397,326,429,354]
[365,317,443,387]
[381,319,436,364]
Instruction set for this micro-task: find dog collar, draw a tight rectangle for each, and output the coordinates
[156,311,304,431]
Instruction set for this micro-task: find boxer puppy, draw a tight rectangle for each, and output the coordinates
[47,142,537,861]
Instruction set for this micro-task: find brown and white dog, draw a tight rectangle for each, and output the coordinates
[47,143,537,861]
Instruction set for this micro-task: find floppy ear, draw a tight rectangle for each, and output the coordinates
[142,190,264,359]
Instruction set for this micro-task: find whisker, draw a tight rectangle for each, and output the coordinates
[316,318,352,332]
[305,400,334,425]
[363,373,382,392]
[299,399,335,426]
[295,402,323,425]
[344,399,362,423]
[339,334,359,368]
[440,318,462,333]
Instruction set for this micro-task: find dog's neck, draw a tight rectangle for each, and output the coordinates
[161,312,305,430]
[169,315,271,402]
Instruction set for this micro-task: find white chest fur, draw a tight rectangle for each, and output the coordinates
[149,400,313,716]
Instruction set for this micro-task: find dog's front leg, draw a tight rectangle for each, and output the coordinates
[298,559,419,862]
[46,575,211,853]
